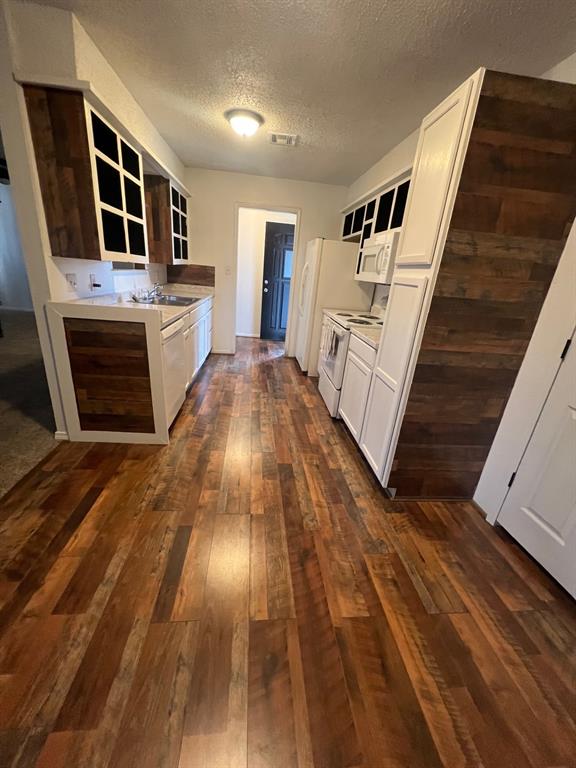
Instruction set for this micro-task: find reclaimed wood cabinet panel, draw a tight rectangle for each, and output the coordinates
[144,175,172,264]
[63,318,154,433]
[24,86,100,260]
[25,85,149,263]
[387,70,576,498]
[166,264,215,286]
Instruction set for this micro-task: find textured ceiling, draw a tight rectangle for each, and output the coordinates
[25,0,576,184]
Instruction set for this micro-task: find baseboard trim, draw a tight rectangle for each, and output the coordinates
[54,430,69,441]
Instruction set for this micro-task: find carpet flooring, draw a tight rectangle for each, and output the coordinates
[0,309,56,498]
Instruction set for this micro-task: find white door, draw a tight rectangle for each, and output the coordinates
[359,276,428,480]
[497,335,576,597]
[396,77,474,267]
[295,240,320,371]
[339,350,373,441]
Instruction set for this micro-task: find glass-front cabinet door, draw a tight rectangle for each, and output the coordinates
[87,105,148,263]
[171,185,189,263]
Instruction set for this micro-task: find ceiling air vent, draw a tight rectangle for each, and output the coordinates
[269,132,298,147]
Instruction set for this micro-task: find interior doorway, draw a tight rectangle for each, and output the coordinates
[0,128,56,498]
[235,207,297,345]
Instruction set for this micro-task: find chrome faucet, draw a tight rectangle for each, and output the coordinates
[144,282,162,300]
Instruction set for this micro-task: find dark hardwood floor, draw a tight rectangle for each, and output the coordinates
[0,338,574,768]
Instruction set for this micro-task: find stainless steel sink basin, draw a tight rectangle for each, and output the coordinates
[153,295,199,306]
[132,294,199,307]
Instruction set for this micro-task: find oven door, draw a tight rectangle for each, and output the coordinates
[320,318,350,389]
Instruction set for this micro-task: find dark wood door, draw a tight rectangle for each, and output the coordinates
[260,222,295,341]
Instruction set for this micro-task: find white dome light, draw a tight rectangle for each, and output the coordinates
[225,109,264,137]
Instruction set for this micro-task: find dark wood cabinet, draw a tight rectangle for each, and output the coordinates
[144,175,172,264]
[25,85,148,263]
[144,176,189,264]
[24,86,100,260]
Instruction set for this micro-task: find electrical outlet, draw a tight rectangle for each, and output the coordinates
[89,273,102,291]
[65,273,77,291]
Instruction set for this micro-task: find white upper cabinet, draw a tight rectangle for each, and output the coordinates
[395,78,474,267]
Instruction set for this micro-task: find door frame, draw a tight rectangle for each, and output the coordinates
[232,202,301,356]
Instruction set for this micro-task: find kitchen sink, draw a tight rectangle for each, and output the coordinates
[132,294,199,307]
[153,295,199,306]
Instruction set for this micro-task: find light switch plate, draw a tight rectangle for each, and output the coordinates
[65,273,77,290]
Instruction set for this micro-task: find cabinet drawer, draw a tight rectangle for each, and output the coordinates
[188,298,211,326]
[349,334,376,368]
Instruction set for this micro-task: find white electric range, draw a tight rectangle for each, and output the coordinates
[318,308,384,416]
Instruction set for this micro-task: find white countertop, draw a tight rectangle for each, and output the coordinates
[350,325,381,349]
[49,284,214,328]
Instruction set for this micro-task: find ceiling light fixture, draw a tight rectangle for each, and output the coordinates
[225,109,264,137]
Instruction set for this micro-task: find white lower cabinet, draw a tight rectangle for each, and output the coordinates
[359,373,397,475]
[184,304,213,389]
[339,345,374,441]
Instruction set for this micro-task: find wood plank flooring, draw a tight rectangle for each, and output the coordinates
[0,338,574,768]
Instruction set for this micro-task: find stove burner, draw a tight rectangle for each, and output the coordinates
[349,319,371,325]
[359,314,380,319]
[336,312,353,317]
[376,320,383,325]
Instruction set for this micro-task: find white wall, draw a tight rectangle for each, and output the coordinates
[542,50,576,82]
[235,208,296,337]
[185,167,346,354]
[0,183,32,309]
[345,131,418,207]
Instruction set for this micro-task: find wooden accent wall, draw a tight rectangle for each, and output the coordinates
[388,70,576,498]
[144,175,172,264]
[167,264,216,286]
[24,86,100,260]
[64,318,155,433]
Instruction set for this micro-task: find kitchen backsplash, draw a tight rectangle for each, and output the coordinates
[167,264,215,287]
[113,263,167,294]
[371,284,390,316]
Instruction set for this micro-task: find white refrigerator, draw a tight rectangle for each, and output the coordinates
[294,238,372,376]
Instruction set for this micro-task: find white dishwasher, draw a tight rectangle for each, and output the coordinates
[161,318,187,427]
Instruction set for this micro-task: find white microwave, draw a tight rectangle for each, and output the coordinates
[355,230,400,284]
